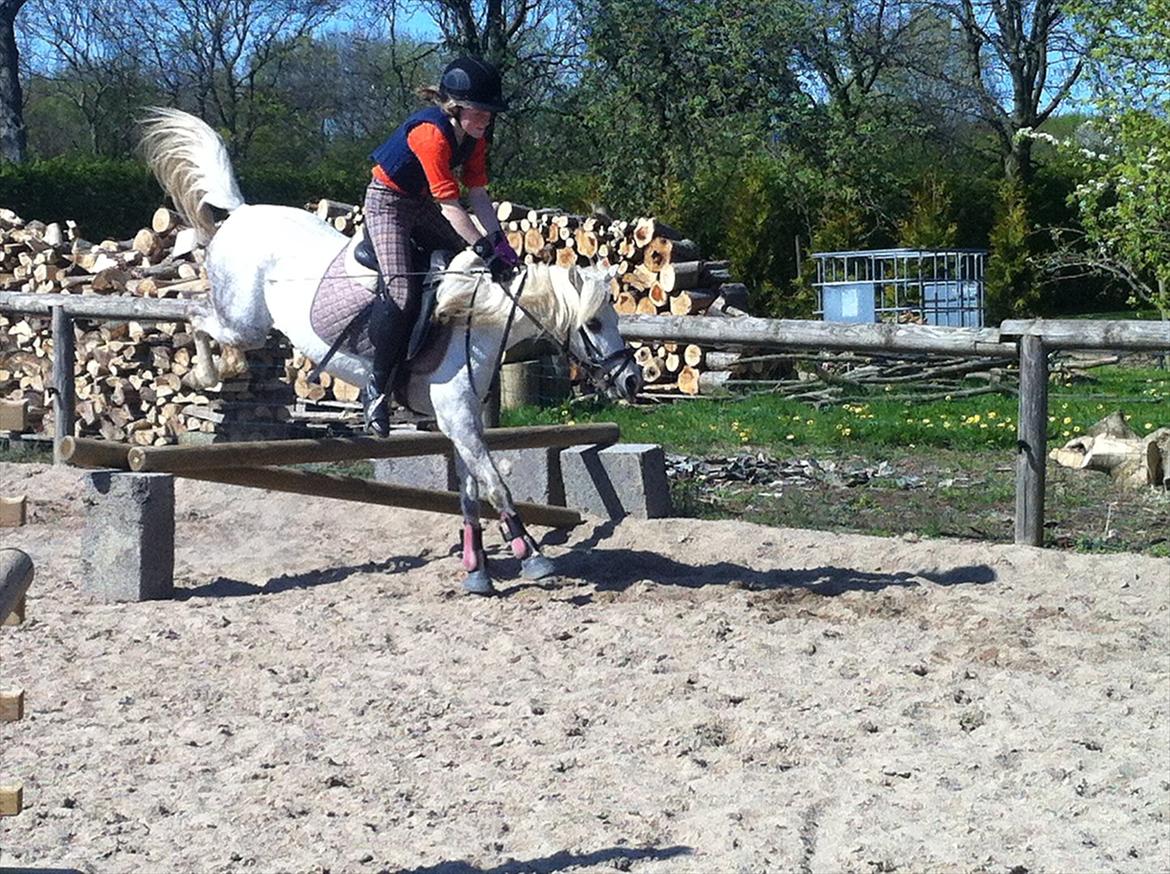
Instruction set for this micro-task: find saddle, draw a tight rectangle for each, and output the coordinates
[312,228,445,383]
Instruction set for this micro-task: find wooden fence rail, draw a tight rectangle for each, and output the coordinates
[4,290,1168,547]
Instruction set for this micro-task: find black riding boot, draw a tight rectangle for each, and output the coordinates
[361,296,408,437]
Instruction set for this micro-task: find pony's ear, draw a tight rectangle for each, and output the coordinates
[604,263,620,280]
[566,264,583,290]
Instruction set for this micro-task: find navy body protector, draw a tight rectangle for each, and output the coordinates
[370,106,478,198]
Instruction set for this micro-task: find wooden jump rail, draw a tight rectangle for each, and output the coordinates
[1,547,33,819]
[59,422,622,530]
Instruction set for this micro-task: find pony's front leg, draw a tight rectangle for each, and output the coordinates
[442,420,556,583]
[454,454,493,596]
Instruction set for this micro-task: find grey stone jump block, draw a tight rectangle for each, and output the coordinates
[373,452,456,492]
[560,443,672,520]
[493,446,565,507]
[81,472,175,602]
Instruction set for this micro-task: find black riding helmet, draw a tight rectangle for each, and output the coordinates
[439,56,509,113]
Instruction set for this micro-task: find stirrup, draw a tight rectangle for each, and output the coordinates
[361,386,390,437]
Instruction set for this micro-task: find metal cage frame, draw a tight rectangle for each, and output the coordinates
[813,248,987,327]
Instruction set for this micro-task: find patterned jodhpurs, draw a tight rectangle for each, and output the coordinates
[362,179,466,382]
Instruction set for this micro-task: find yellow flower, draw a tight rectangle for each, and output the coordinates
[1062,416,1072,425]
[987,410,997,419]
[786,434,795,440]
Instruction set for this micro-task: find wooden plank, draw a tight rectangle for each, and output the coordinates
[0,496,26,528]
[0,549,33,625]
[1015,335,1049,546]
[0,290,201,322]
[0,784,22,817]
[52,307,77,464]
[0,398,29,433]
[178,466,582,529]
[620,315,1017,358]
[0,689,24,722]
[121,423,621,473]
[1001,319,1170,351]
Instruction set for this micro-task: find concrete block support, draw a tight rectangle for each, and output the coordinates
[561,443,671,519]
[372,452,455,492]
[493,447,565,507]
[81,472,174,602]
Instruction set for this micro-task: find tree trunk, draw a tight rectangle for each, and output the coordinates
[0,0,28,164]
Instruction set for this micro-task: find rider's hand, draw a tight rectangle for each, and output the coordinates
[472,233,519,283]
[491,231,520,269]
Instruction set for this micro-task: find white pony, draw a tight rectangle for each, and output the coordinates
[139,108,642,595]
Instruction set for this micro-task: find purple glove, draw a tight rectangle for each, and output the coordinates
[492,233,520,268]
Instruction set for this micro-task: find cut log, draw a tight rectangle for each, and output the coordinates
[152,207,181,234]
[642,237,672,272]
[1049,412,1170,489]
[669,289,718,316]
[677,365,700,395]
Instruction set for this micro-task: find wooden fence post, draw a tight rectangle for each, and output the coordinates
[51,306,76,465]
[1015,334,1049,546]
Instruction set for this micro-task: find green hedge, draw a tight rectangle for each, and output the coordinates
[0,157,369,239]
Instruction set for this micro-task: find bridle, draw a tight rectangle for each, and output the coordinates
[463,265,636,401]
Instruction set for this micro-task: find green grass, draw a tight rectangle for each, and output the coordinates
[502,365,1169,455]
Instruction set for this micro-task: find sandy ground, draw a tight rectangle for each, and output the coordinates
[0,460,1168,874]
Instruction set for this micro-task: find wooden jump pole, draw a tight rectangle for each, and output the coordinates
[58,436,584,528]
[57,436,134,470]
[123,423,621,473]
[0,548,33,626]
[179,466,582,528]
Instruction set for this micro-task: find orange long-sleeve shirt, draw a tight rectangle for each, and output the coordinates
[372,122,488,199]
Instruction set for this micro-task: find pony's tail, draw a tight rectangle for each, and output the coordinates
[138,107,246,244]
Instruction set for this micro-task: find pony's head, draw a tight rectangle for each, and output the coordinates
[434,251,641,401]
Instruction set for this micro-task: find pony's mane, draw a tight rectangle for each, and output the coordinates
[434,250,610,337]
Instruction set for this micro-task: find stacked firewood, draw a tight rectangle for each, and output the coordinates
[494,203,750,395]
[2,196,756,445]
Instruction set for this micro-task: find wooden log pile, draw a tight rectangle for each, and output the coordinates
[0,207,363,444]
[492,202,752,396]
[1,195,759,446]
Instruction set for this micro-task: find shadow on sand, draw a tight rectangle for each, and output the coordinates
[500,520,998,599]
[395,844,692,874]
[177,555,428,599]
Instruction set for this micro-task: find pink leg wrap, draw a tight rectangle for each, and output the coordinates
[462,524,485,572]
[500,512,533,560]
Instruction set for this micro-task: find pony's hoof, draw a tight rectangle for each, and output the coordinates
[520,553,556,580]
[463,569,496,596]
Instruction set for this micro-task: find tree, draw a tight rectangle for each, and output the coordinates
[1045,0,1170,317]
[578,0,805,212]
[135,0,338,161]
[916,0,1089,183]
[0,0,27,162]
[20,1,158,155]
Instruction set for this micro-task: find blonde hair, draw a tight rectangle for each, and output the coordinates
[415,85,460,117]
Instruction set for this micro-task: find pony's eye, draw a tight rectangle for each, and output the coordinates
[585,318,602,331]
